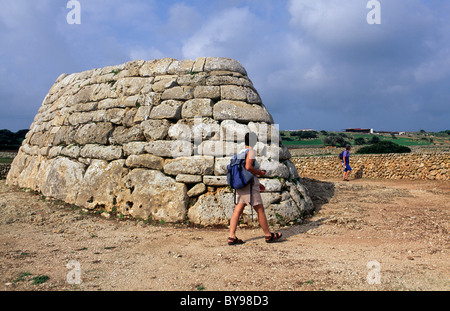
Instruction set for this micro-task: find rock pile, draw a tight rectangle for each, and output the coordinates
[7,57,313,225]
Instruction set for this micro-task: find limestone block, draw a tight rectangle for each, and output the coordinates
[139,58,176,77]
[168,122,193,141]
[152,77,177,93]
[175,174,203,183]
[61,144,81,159]
[214,157,231,176]
[40,157,86,204]
[187,183,207,197]
[164,156,214,175]
[203,175,228,186]
[267,199,301,223]
[150,100,183,119]
[145,140,192,158]
[161,86,194,101]
[193,86,220,99]
[259,178,283,192]
[220,85,247,101]
[109,125,145,145]
[133,106,152,123]
[74,123,114,145]
[125,154,164,170]
[204,57,247,76]
[220,120,249,142]
[123,142,149,156]
[257,158,290,178]
[197,140,243,157]
[116,169,188,222]
[75,159,128,210]
[182,98,213,118]
[213,100,273,123]
[177,72,207,86]
[188,194,228,226]
[80,144,123,161]
[167,59,195,75]
[140,119,170,141]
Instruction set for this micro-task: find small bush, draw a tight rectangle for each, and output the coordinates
[356,141,411,154]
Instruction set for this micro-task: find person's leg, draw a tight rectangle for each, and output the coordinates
[253,204,271,237]
[229,203,246,239]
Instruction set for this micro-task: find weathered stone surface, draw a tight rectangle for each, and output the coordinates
[161,86,194,101]
[175,174,203,184]
[259,178,283,192]
[40,157,86,203]
[188,193,229,226]
[109,125,145,145]
[150,100,183,119]
[145,140,192,158]
[203,175,228,186]
[164,156,214,176]
[75,159,128,210]
[116,169,188,222]
[80,144,123,161]
[125,154,164,170]
[197,140,243,157]
[204,57,247,76]
[187,183,207,197]
[140,119,170,141]
[194,86,220,99]
[182,98,213,118]
[213,100,273,123]
[74,123,114,145]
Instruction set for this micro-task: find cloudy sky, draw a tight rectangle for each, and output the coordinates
[1,0,449,132]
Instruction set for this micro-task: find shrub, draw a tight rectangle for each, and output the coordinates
[356,141,411,154]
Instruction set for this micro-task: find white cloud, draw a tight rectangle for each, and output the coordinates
[181,6,261,60]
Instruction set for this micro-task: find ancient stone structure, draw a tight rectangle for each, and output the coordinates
[6,57,313,225]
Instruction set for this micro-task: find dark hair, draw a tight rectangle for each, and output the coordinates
[245,132,258,147]
[346,144,351,150]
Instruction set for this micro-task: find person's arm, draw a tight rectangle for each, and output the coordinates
[245,149,265,176]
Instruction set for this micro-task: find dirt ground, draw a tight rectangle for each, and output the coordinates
[0,176,449,291]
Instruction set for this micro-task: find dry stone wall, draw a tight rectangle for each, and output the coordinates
[6,57,313,226]
[292,153,449,180]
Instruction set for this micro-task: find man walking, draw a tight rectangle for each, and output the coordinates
[342,144,352,181]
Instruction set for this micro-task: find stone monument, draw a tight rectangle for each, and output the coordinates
[7,57,313,226]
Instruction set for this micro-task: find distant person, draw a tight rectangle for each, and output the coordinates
[227,132,282,245]
[342,144,352,181]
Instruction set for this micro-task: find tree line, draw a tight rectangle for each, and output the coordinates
[0,129,28,150]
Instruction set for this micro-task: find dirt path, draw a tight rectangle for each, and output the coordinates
[0,177,449,291]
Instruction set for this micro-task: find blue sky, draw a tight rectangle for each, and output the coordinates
[0,0,449,132]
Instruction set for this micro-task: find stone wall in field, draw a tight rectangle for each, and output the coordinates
[292,153,449,181]
[0,164,10,180]
[6,57,314,226]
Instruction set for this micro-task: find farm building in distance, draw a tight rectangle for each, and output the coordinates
[345,128,374,134]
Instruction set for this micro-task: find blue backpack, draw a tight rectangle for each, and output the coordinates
[227,149,254,190]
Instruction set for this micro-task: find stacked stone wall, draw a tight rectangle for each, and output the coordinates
[292,153,449,180]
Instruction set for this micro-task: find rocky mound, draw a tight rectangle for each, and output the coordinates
[6,57,313,225]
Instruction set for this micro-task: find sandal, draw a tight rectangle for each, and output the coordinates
[228,237,245,245]
[265,232,282,243]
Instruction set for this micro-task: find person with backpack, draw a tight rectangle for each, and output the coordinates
[341,144,352,181]
[227,132,282,245]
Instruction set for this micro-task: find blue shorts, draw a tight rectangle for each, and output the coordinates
[344,163,351,172]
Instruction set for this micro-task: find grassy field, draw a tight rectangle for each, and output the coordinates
[281,130,450,147]
[0,158,13,164]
